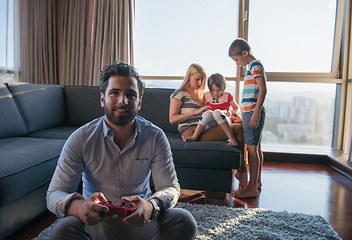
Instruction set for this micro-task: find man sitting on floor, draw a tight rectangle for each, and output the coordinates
[46,62,197,240]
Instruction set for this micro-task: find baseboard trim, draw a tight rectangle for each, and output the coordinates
[263,151,327,164]
[262,147,352,179]
[326,156,352,180]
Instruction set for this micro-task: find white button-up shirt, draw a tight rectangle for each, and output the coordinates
[46,116,180,218]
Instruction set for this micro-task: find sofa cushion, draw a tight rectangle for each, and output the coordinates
[0,137,65,206]
[166,132,240,170]
[64,86,104,126]
[6,83,66,133]
[27,126,78,139]
[139,88,179,133]
[0,83,28,139]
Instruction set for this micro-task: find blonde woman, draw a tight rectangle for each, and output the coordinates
[169,63,209,137]
[182,73,241,146]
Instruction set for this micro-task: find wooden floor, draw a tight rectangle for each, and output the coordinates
[5,161,352,240]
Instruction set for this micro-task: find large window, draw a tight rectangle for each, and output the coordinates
[248,0,337,73]
[135,0,238,77]
[143,78,237,93]
[134,0,347,149]
[0,0,14,70]
[0,0,17,83]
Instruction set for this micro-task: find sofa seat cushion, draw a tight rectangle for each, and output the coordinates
[0,137,65,206]
[27,126,78,140]
[165,132,241,170]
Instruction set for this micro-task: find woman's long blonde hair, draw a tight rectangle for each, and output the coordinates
[180,63,206,100]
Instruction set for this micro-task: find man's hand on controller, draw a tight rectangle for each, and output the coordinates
[67,192,109,225]
[122,196,153,226]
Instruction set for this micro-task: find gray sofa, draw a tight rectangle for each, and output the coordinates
[0,82,240,239]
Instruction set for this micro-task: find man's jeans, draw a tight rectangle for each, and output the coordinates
[49,208,197,240]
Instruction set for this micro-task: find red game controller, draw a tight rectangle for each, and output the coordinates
[98,201,136,218]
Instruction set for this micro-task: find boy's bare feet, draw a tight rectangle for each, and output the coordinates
[235,170,248,190]
[257,181,262,189]
[232,187,258,198]
[227,138,238,147]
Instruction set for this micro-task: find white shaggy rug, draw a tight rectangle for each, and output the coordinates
[33,202,341,240]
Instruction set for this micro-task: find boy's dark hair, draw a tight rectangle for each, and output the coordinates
[99,62,144,96]
[208,73,226,91]
[228,38,252,57]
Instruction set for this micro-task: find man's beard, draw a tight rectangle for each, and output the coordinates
[104,105,137,126]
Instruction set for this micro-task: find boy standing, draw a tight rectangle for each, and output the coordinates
[228,38,267,198]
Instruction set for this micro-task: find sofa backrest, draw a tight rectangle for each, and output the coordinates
[139,88,178,133]
[65,86,178,133]
[1,83,179,136]
[0,83,28,139]
[6,82,66,133]
[64,86,104,126]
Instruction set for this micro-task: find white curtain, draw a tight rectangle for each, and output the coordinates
[0,0,20,83]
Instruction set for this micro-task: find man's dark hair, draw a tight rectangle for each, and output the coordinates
[99,62,145,96]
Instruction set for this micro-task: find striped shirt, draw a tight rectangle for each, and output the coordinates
[170,88,202,133]
[242,60,266,112]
